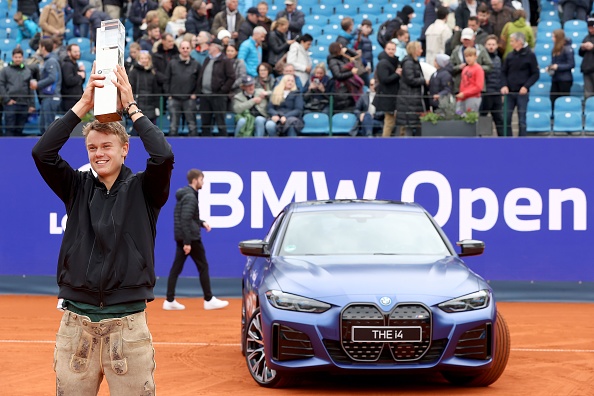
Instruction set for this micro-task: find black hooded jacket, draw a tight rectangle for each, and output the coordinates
[372,51,400,113]
[32,111,174,307]
[173,186,205,245]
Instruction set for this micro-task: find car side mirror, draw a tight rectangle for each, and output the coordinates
[239,239,270,257]
[456,239,485,257]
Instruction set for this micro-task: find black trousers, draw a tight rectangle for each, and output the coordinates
[480,93,505,136]
[550,81,573,112]
[200,95,228,136]
[166,239,213,302]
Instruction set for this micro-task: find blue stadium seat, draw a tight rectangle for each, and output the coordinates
[570,82,584,97]
[359,3,379,14]
[530,81,551,97]
[537,54,551,68]
[528,96,552,113]
[0,17,17,31]
[540,1,557,12]
[564,19,587,41]
[321,0,345,7]
[316,34,336,47]
[526,111,552,133]
[156,114,170,134]
[18,39,31,52]
[68,37,92,53]
[225,113,236,135]
[323,23,341,35]
[553,111,583,133]
[539,10,559,21]
[585,97,594,114]
[572,68,583,84]
[385,3,400,13]
[310,45,328,61]
[538,67,551,83]
[584,112,594,134]
[303,24,322,38]
[534,42,552,57]
[310,4,335,17]
[308,15,329,26]
[554,96,582,112]
[538,20,562,32]
[0,37,17,58]
[331,112,357,134]
[301,112,329,135]
[336,4,357,17]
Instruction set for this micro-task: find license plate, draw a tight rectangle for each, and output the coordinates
[351,326,422,342]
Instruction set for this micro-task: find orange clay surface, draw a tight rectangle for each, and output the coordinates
[0,295,592,396]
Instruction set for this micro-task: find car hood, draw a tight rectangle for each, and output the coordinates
[269,255,482,305]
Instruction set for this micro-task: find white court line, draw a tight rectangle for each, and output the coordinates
[0,340,593,352]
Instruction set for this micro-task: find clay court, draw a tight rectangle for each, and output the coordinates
[1,296,592,395]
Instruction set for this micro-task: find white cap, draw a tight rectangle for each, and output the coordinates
[461,28,474,41]
[217,29,232,40]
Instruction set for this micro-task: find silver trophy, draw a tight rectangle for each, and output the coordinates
[94,19,125,122]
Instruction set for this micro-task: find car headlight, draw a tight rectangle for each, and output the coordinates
[266,290,331,313]
[438,290,491,313]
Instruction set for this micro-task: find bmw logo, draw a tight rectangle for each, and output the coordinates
[379,297,392,306]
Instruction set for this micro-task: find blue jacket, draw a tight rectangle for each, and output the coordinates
[550,39,575,83]
[38,53,62,98]
[16,17,40,42]
[238,37,261,77]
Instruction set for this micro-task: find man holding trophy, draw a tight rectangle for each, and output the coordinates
[31,19,174,396]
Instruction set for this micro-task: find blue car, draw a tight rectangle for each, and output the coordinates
[239,200,510,388]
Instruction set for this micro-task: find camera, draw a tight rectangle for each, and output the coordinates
[314,78,320,84]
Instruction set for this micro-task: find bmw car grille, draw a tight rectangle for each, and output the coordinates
[454,323,492,360]
[272,323,314,361]
[340,304,432,362]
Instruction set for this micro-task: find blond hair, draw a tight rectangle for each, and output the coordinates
[82,121,130,147]
[271,75,297,105]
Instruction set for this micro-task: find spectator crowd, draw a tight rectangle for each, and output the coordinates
[0,0,593,137]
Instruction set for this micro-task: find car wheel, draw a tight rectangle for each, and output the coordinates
[244,308,293,388]
[442,311,511,387]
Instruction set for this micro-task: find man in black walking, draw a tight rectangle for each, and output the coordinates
[164,169,229,310]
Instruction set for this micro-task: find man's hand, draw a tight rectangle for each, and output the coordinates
[183,244,191,255]
[351,67,359,75]
[271,115,280,122]
[29,79,38,90]
[28,106,36,113]
[253,96,262,104]
[582,42,594,50]
[359,113,365,122]
[203,221,212,232]
[433,94,440,101]
[72,61,105,117]
[501,86,509,95]
[280,116,287,124]
[456,92,465,99]
[7,99,15,105]
[519,86,528,95]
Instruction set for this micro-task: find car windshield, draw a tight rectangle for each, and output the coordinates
[279,210,450,256]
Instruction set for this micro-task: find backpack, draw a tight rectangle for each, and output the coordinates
[377,18,402,48]
[29,32,41,51]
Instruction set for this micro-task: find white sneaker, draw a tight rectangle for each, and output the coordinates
[163,299,186,310]
[204,296,229,310]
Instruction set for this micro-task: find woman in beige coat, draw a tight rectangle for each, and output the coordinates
[39,0,66,38]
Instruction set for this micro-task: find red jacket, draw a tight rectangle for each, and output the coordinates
[458,63,484,101]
